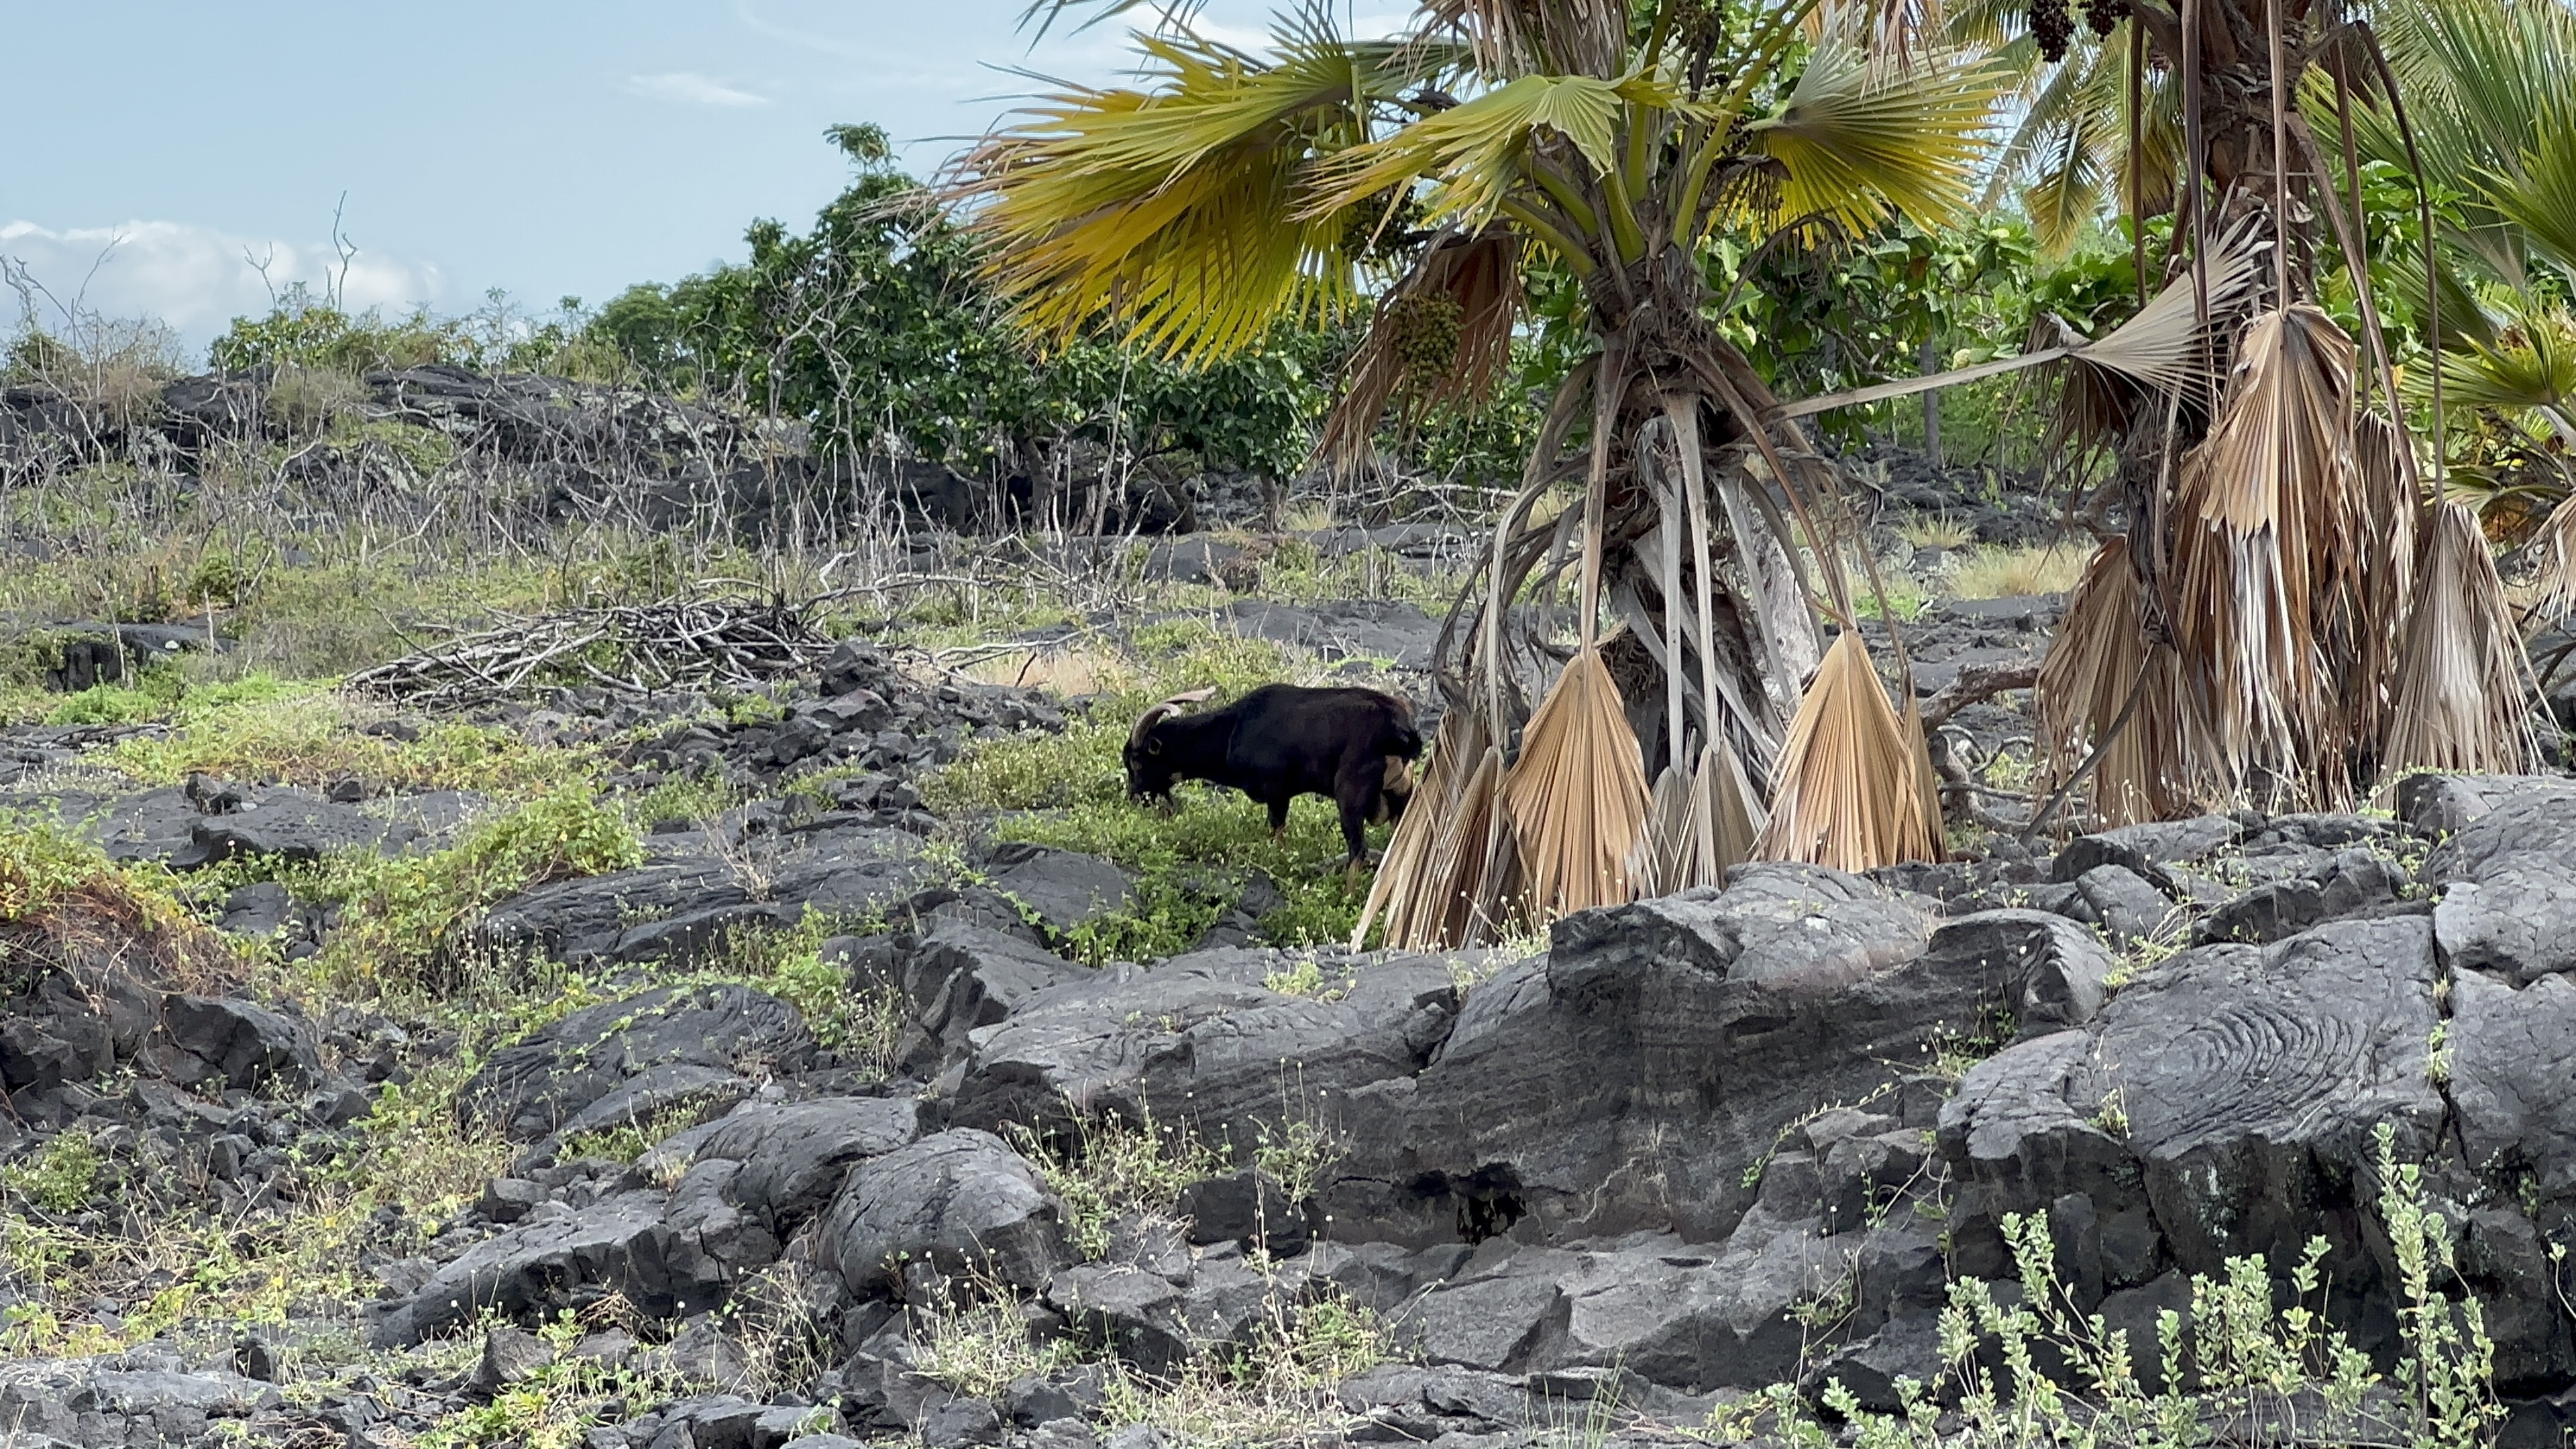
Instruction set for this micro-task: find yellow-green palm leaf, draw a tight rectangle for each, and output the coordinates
[951,21,1428,360]
[1746,21,2009,231]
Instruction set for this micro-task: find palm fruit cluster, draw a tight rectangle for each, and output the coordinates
[1672,0,1726,56]
[1380,292,1464,379]
[2082,0,2128,36]
[1338,191,1421,264]
[2029,0,2074,60]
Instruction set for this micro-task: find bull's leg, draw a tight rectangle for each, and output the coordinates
[1267,796,1292,844]
[1332,758,1381,869]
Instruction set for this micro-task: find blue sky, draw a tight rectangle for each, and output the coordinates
[0,1,1399,354]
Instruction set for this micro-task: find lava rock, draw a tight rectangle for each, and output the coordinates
[818,1128,1067,1298]
[370,1189,726,1346]
[2426,784,2576,983]
[158,994,322,1094]
[178,788,421,868]
[979,843,1135,935]
[458,983,815,1142]
[1920,908,2115,1030]
[1327,865,1970,1245]
[693,1095,921,1232]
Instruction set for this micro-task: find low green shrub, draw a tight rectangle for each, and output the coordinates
[1731,1123,2504,1448]
[0,815,118,923]
[313,787,643,997]
[1,1132,101,1214]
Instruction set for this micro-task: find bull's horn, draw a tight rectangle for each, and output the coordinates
[1128,686,1218,747]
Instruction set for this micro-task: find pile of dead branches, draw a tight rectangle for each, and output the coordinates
[347,593,833,707]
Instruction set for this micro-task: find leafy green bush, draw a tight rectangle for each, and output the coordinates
[317,788,643,996]
[1735,1124,2504,1448]
[1,1132,101,1214]
[0,816,117,924]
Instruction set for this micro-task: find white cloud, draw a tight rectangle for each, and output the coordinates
[0,219,445,347]
[627,71,770,107]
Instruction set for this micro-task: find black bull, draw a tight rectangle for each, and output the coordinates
[1122,684,1424,867]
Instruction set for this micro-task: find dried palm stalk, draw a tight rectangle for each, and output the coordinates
[2035,537,2191,826]
[1352,709,1521,949]
[2383,500,2542,780]
[2532,495,2576,628]
[1757,631,1941,871]
[2341,412,2418,753]
[2168,305,2371,810]
[1501,647,1652,919]
[1353,708,1468,949]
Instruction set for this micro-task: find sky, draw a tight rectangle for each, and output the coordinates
[0,1,1401,356]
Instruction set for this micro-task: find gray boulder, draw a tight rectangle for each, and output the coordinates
[158,994,321,1094]
[2451,972,2576,1204]
[370,1189,729,1345]
[458,983,814,1142]
[2427,786,2576,983]
[2196,847,2413,945]
[2071,863,2176,946]
[818,1128,1067,1297]
[1919,909,2114,1031]
[1328,865,1971,1245]
[2051,814,2241,888]
[690,1096,922,1232]
[896,921,1093,1072]
[178,788,421,867]
[937,953,1436,1156]
[1943,914,2445,1291]
[981,844,1135,935]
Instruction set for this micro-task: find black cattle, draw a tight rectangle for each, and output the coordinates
[1124,684,1422,868]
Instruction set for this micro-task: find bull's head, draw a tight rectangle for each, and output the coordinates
[1123,687,1218,804]
[1371,756,1419,824]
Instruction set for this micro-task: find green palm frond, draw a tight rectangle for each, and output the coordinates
[1746,19,2009,230]
[2431,302,2576,425]
[2485,127,2576,286]
[1312,71,1634,229]
[1985,23,2178,254]
[950,19,1428,360]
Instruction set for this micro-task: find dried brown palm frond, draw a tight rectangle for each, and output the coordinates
[2035,537,2192,826]
[2383,500,2543,780]
[1319,230,1522,472]
[1757,631,1941,871]
[2531,495,2576,628]
[1353,708,1526,949]
[2168,304,2367,810]
[1501,646,1652,919]
[1642,763,1697,898]
[1354,707,1468,949]
[2341,411,2418,753]
[1412,0,1630,77]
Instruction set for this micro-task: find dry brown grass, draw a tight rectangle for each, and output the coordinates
[1941,543,2089,600]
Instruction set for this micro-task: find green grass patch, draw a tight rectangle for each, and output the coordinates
[254,786,645,1000]
[929,714,1378,962]
[0,814,123,923]
[100,680,587,794]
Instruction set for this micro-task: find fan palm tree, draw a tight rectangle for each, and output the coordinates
[952,0,2024,944]
[1960,0,2551,819]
